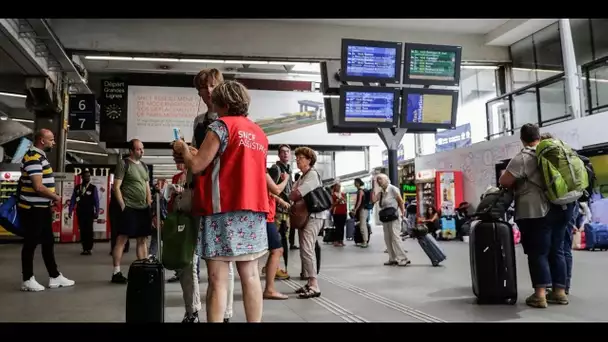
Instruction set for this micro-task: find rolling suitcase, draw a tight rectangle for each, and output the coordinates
[469,220,517,305]
[583,222,608,250]
[345,220,355,240]
[417,233,446,266]
[125,192,165,322]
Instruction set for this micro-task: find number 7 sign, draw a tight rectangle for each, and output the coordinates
[68,94,97,131]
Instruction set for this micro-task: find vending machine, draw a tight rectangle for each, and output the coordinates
[415,169,464,240]
[0,170,21,241]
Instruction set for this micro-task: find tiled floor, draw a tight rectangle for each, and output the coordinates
[1,228,607,322]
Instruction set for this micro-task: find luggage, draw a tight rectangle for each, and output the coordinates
[474,187,514,221]
[573,229,585,250]
[345,219,355,240]
[125,193,165,323]
[590,198,608,225]
[417,233,446,266]
[161,211,198,271]
[583,223,608,251]
[469,220,517,305]
[534,139,588,205]
[322,227,335,244]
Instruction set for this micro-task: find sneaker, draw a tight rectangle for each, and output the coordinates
[48,274,75,289]
[383,261,398,266]
[223,318,230,323]
[167,275,180,283]
[111,272,128,284]
[275,269,290,280]
[182,312,199,323]
[397,260,411,267]
[290,245,299,250]
[21,276,45,292]
[546,291,569,305]
[525,294,548,308]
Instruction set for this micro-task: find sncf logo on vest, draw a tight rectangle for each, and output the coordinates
[238,130,266,153]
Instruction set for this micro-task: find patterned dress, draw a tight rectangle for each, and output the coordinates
[196,120,268,261]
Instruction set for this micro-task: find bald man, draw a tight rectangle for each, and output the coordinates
[18,129,75,292]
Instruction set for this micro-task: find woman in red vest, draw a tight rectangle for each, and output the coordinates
[173,80,269,323]
[331,182,348,247]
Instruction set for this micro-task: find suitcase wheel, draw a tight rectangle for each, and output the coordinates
[432,262,440,267]
[505,297,517,305]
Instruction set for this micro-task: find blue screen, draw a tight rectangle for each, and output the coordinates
[345,45,397,79]
[344,91,395,123]
[405,93,453,125]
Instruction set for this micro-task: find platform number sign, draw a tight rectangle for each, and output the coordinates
[69,94,96,131]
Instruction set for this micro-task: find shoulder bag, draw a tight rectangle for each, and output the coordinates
[377,190,399,223]
[303,169,333,213]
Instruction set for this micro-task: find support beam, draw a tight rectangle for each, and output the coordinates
[559,19,582,119]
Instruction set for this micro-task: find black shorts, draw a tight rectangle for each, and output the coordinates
[118,207,152,238]
[266,222,282,250]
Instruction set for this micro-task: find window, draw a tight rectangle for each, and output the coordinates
[571,19,594,65]
[510,23,564,88]
[538,79,569,123]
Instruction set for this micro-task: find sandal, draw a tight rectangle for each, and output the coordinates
[263,292,289,300]
[298,287,321,299]
[295,284,310,294]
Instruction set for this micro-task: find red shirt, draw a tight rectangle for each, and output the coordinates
[267,195,276,223]
[200,116,269,215]
[332,192,348,215]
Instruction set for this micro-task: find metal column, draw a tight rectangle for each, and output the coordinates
[559,19,583,119]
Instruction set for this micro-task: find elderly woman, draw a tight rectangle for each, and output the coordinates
[373,173,410,267]
[173,80,269,322]
[289,147,328,298]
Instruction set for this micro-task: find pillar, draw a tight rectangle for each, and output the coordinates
[559,19,583,119]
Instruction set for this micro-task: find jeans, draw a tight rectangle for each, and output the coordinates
[517,203,576,289]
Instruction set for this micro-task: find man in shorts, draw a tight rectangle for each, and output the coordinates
[263,171,290,300]
[110,139,153,284]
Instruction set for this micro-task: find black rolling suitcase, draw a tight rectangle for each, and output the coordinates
[418,233,446,266]
[469,220,517,305]
[125,193,165,322]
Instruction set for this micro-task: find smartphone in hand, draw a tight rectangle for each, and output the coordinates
[172,127,183,141]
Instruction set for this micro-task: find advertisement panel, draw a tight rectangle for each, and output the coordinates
[435,123,471,152]
[126,86,383,147]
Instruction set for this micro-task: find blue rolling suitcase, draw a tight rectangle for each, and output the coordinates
[584,223,608,251]
[418,233,446,267]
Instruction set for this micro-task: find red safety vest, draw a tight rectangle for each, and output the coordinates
[200,116,269,215]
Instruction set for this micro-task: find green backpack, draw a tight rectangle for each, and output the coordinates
[535,138,589,205]
[161,212,199,271]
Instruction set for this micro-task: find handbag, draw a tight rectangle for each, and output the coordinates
[290,199,309,230]
[303,169,333,213]
[377,192,399,223]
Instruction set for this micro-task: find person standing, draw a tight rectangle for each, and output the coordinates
[19,129,75,291]
[68,169,100,255]
[110,139,153,284]
[330,182,347,247]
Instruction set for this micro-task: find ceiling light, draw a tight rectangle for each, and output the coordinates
[0,91,27,98]
[133,57,180,62]
[180,59,226,63]
[67,149,109,157]
[461,65,499,70]
[85,56,134,61]
[67,139,99,145]
[12,118,34,123]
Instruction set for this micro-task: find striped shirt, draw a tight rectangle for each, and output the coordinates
[18,146,55,209]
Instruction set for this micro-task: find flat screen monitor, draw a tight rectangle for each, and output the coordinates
[340,39,402,84]
[400,88,458,130]
[338,86,400,129]
[403,43,462,86]
[324,90,376,133]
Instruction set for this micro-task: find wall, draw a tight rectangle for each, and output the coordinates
[50,19,508,62]
[415,111,608,206]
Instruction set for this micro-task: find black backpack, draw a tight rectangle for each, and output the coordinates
[362,189,374,210]
[578,155,596,202]
[474,187,514,221]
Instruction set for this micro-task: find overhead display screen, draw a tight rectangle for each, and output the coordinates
[401,88,458,130]
[341,39,402,83]
[344,91,396,123]
[338,86,399,128]
[403,43,462,86]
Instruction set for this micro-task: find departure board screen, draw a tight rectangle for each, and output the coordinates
[343,91,396,123]
[407,49,457,82]
[404,93,453,125]
[344,45,398,80]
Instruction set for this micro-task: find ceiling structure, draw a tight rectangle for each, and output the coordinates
[264,19,511,35]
